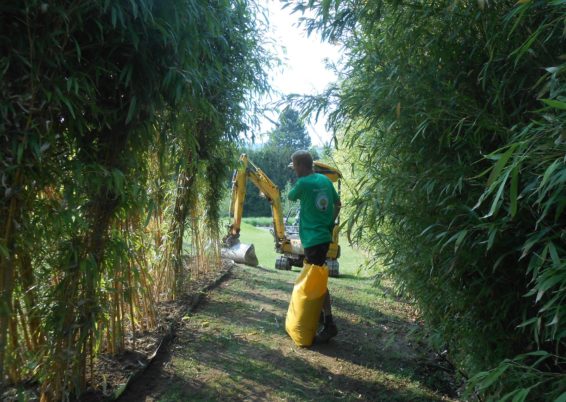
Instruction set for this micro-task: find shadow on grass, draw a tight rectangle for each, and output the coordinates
[249,264,273,273]
[333,273,371,281]
[258,270,456,395]
[119,328,446,402]
[195,296,284,337]
[221,287,290,310]
[216,273,449,395]
[241,264,391,297]
[119,264,456,402]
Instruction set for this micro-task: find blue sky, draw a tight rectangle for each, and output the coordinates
[254,1,341,147]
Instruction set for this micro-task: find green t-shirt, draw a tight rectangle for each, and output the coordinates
[288,173,340,248]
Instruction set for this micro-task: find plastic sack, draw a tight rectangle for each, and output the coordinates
[285,263,328,347]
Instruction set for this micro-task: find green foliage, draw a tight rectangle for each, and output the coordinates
[0,0,268,398]
[241,217,274,227]
[268,107,312,150]
[467,351,566,401]
[290,0,566,399]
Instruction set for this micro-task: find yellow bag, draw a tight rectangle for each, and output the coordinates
[285,263,328,347]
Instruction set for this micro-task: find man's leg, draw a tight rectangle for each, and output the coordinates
[318,291,330,326]
[322,290,335,327]
[316,289,337,342]
[322,291,332,320]
[315,243,337,342]
[320,290,335,324]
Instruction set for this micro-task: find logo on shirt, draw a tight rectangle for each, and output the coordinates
[315,193,329,211]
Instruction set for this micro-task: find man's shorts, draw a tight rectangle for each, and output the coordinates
[304,242,330,266]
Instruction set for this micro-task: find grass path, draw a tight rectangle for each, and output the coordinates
[118,263,459,401]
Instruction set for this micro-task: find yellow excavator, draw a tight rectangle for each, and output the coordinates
[221,153,342,277]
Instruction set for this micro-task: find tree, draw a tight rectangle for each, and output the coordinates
[268,107,311,150]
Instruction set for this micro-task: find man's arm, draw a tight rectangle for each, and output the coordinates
[288,180,301,201]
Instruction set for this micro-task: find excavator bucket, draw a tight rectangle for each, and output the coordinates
[221,241,259,266]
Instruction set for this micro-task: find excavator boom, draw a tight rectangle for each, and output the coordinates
[221,154,288,265]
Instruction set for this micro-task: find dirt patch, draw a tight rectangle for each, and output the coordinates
[1,260,234,402]
[118,265,461,402]
[81,259,234,402]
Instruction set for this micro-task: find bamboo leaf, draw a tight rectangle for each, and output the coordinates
[540,160,561,189]
[111,6,117,27]
[511,388,530,402]
[548,242,561,268]
[477,365,509,390]
[126,96,137,124]
[485,170,510,218]
[487,228,497,250]
[542,99,566,110]
[0,243,9,259]
[538,274,564,295]
[454,230,467,252]
[61,96,76,119]
[17,142,24,164]
[510,166,519,217]
[487,145,516,188]
[517,317,538,328]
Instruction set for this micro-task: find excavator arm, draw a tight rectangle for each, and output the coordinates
[222,154,291,265]
[225,154,288,248]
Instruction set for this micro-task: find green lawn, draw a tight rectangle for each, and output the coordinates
[237,222,372,277]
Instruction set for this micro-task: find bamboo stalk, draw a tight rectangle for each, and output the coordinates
[18,251,42,350]
[128,261,136,350]
[16,301,33,355]
[89,333,94,392]
[0,169,22,384]
[8,312,19,382]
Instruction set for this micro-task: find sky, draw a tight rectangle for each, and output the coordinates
[253,1,342,147]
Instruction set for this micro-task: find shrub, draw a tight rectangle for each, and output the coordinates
[0,0,268,398]
[291,0,566,398]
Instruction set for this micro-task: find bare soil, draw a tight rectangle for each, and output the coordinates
[81,260,234,401]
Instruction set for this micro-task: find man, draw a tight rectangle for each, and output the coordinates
[288,150,341,343]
